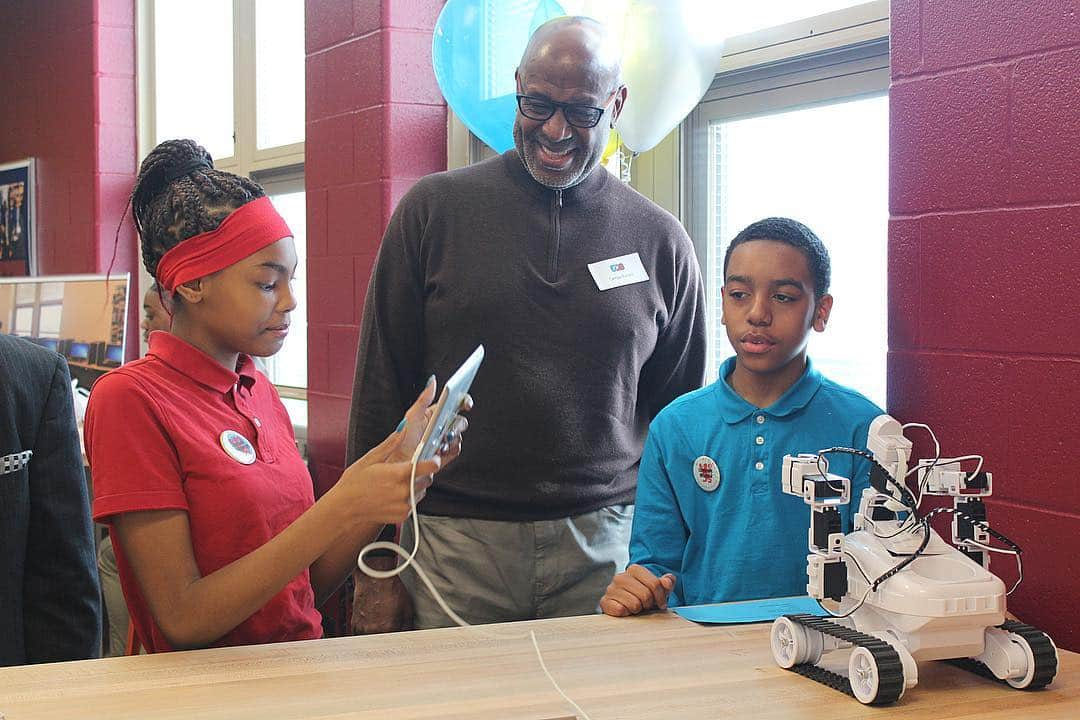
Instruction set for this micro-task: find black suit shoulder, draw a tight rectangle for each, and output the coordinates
[0,333,100,667]
[0,334,63,442]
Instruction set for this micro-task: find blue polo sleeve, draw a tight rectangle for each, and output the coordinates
[629,426,690,606]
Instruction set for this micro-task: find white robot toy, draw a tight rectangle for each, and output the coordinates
[769,414,1058,705]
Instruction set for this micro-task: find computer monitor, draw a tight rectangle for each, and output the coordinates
[104,344,123,366]
[0,274,130,368]
[68,342,90,362]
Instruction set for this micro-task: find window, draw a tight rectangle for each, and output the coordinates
[707,96,888,404]
[13,306,32,335]
[38,305,63,338]
[259,175,307,393]
[725,0,876,36]
[7,281,75,339]
[255,0,305,150]
[36,281,64,338]
[684,1,889,405]
[140,0,307,398]
[152,0,234,161]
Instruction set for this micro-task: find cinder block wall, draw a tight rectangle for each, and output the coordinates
[305,0,447,495]
[0,0,137,354]
[888,0,1080,650]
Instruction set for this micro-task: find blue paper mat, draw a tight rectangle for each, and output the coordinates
[674,596,829,625]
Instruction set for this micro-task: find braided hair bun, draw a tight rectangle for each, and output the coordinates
[132,139,265,279]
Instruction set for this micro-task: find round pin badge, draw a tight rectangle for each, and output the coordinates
[693,455,721,492]
[220,430,257,465]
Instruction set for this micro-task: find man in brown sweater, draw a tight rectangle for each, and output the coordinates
[347,16,706,629]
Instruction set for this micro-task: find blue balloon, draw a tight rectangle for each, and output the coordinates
[433,0,566,153]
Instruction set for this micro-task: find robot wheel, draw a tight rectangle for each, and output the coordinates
[1002,620,1058,690]
[948,620,1058,691]
[772,614,906,705]
[770,616,823,668]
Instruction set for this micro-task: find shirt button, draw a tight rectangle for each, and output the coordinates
[253,417,262,428]
[756,415,765,424]
[755,436,764,445]
[755,461,764,471]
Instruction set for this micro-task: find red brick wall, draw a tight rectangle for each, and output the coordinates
[889,0,1080,650]
[0,0,138,355]
[305,0,447,495]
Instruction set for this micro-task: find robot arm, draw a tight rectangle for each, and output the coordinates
[781,454,851,602]
[869,414,995,568]
[781,415,919,602]
[915,458,994,568]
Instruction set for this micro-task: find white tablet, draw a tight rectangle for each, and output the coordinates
[413,344,484,463]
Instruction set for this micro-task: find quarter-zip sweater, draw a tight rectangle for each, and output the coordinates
[348,150,707,521]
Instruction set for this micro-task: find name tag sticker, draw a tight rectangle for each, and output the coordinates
[588,252,649,291]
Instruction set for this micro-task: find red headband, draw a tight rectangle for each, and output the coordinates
[156,196,293,292]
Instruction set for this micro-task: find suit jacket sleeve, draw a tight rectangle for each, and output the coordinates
[23,355,101,662]
[346,186,428,466]
[639,231,707,419]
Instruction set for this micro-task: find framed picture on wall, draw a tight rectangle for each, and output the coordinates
[0,158,36,277]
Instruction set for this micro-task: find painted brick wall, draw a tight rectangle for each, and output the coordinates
[305,0,447,496]
[0,0,138,356]
[889,0,1080,650]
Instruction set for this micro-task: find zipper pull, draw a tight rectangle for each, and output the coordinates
[556,189,563,209]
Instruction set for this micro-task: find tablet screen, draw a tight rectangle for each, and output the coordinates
[414,344,484,463]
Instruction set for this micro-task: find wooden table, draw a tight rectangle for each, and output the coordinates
[2,611,1078,719]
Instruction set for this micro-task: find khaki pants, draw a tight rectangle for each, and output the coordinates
[399,504,634,629]
[97,534,129,656]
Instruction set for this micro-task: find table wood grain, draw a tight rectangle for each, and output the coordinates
[1,611,1077,719]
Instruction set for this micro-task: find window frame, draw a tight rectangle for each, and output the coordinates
[681,1,890,378]
[35,285,65,339]
[255,169,306,399]
[138,0,305,174]
[12,292,35,336]
[136,0,307,401]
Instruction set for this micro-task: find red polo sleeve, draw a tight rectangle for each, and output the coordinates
[86,370,188,522]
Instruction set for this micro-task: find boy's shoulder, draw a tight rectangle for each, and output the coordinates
[649,383,726,446]
[655,382,721,422]
[812,371,884,424]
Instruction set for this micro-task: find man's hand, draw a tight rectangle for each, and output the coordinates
[351,558,413,635]
[600,564,676,617]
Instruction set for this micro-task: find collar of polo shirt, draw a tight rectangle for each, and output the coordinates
[147,332,259,394]
[713,356,823,424]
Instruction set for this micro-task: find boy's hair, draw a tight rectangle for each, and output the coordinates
[722,217,831,299]
[130,139,265,280]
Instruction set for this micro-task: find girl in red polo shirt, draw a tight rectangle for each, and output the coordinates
[85,139,460,652]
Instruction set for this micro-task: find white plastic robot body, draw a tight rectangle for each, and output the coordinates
[841,527,1005,661]
[771,416,1058,705]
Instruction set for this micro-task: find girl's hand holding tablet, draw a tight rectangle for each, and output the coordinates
[333,379,471,525]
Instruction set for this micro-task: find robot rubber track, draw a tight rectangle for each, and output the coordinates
[946,620,1058,690]
[777,615,1059,705]
[779,613,906,705]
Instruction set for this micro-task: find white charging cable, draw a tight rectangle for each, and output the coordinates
[357,453,592,720]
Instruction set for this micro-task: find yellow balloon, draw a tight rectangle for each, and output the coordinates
[602,129,621,163]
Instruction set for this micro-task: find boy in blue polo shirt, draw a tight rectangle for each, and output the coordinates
[600,217,883,616]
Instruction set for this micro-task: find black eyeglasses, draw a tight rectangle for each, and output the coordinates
[515,92,617,129]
